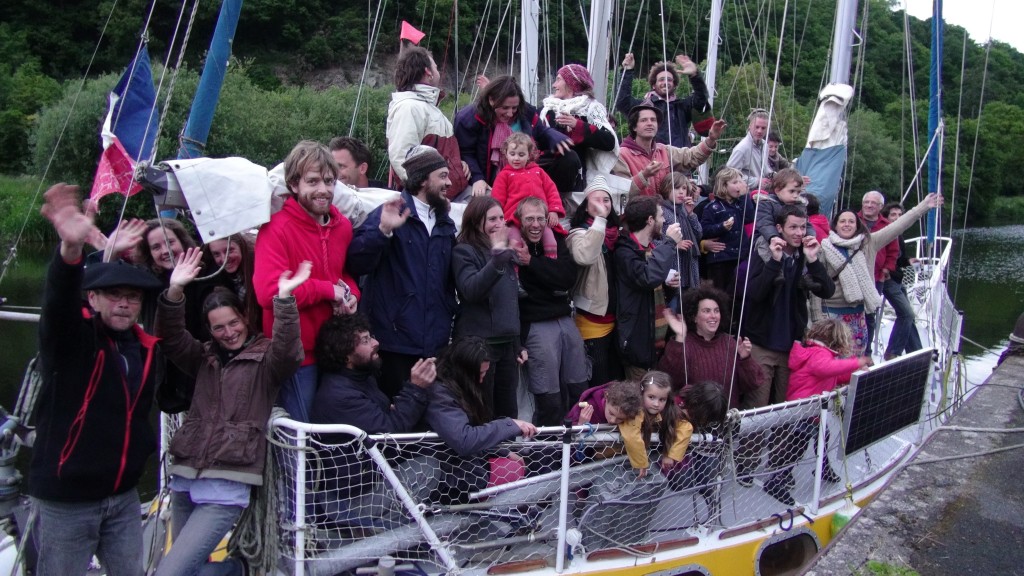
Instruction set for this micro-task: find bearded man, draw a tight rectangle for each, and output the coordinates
[348,145,458,398]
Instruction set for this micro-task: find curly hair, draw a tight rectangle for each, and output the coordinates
[315,314,372,374]
[646,61,679,90]
[603,380,643,420]
[680,281,732,335]
[805,318,854,358]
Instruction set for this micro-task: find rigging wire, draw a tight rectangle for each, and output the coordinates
[348,0,388,137]
[952,33,993,306]
[729,0,792,405]
[840,0,870,212]
[948,29,968,235]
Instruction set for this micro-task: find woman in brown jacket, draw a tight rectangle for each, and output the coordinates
[155,247,309,576]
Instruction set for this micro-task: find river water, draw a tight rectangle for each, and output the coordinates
[0,226,1021,499]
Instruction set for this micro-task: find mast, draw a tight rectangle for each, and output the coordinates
[586,0,613,105]
[698,0,723,184]
[926,0,943,241]
[177,0,243,160]
[829,0,860,85]
[520,0,540,106]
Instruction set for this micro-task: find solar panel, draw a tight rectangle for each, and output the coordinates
[842,348,935,455]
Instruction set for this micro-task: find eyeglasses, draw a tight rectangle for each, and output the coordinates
[521,216,547,225]
[100,290,143,304]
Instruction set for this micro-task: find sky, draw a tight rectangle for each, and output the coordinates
[900,0,1023,52]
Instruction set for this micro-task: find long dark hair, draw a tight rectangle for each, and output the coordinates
[640,371,680,454]
[680,380,728,430]
[830,209,871,240]
[437,337,493,425]
[474,75,528,126]
[456,196,502,251]
[202,233,262,333]
[139,218,196,274]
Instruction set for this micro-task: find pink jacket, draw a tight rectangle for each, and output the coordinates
[491,162,564,221]
[786,340,860,401]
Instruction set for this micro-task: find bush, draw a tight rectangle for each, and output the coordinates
[0,175,52,244]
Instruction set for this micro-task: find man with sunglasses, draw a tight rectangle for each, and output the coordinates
[32,183,164,575]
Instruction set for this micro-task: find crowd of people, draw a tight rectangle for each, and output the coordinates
[29,45,942,575]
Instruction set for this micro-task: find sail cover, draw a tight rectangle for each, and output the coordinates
[796,83,854,216]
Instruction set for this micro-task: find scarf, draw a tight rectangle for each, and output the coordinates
[540,95,620,175]
[821,231,882,312]
[489,121,514,168]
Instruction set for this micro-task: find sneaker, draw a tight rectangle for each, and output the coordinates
[763,478,795,506]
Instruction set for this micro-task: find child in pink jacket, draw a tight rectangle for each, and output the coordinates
[491,133,564,258]
[762,319,872,506]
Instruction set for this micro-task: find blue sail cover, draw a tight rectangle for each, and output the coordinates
[796,145,846,215]
[796,83,855,217]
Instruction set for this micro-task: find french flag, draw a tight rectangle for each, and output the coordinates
[90,47,159,201]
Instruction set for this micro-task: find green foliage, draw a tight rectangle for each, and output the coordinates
[862,560,920,576]
[0,175,52,244]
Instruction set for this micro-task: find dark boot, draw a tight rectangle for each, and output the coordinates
[818,455,842,484]
[534,393,564,427]
[762,471,795,506]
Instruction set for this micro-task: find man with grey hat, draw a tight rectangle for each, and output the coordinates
[348,145,458,399]
[31,183,164,575]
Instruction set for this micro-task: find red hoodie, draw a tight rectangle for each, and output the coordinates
[253,196,359,365]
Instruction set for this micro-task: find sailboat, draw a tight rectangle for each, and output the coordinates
[0,0,969,574]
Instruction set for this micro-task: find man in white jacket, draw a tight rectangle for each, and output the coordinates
[386,46,470,199]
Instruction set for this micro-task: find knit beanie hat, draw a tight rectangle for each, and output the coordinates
[557,64,594,96]
[402,145,447,189]
[584,175,611,199]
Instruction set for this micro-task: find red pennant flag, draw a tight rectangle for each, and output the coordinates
[91,138,143,201]
[400,21,426,45]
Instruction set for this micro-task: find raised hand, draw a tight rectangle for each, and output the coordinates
[379,197,410,235]
[489,222,509,249]
[105,218,147,258]
[621,53,635,70]
[641,161,663,178]
[41,183,98,260]
[410,357,437,388]
[278,260,312,298]
[511,238,531,267]
[662,308,687,342]
[664,222,683,244]
[166,247,204,302]
[674,55,698,77]
[708,119,727,140]
[475,74,491,90]
[169,248,204,289]
[923,192,944,209]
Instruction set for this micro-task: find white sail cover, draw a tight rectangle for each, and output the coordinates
[796,83,854,216]
[163,157,273,243]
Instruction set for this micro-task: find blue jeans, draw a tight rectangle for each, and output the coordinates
[883,278,922,356]
[31,490,142,576]
[277,364,317,422]
[154,490,244,576]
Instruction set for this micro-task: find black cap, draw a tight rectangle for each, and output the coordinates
[82,260,163,291]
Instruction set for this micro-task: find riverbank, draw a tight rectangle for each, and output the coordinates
[804,354,1024,575]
